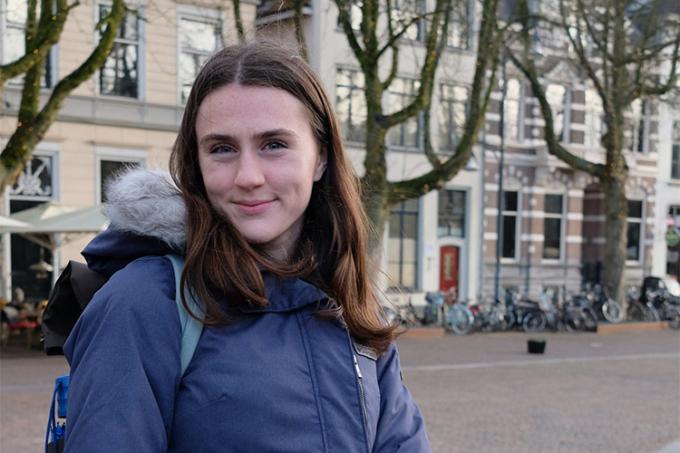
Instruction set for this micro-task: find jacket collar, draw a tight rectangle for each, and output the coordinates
[238,272,329,313]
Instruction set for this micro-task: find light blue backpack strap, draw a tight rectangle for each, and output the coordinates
[165,254,204,376]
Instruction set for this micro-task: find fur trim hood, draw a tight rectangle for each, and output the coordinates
[104,168,186,249]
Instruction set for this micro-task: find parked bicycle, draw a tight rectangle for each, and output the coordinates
[583,283,624,323]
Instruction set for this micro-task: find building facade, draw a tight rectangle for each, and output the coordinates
[1,0,676,303]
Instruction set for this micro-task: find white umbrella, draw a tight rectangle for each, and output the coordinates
[1,202,109,287]
[0,215,31,230]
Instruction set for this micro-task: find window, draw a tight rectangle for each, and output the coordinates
[447,0,471,49]
[9,153,56,200]
[438,84,468,151]
[387,78,421,149]
[546,84,570,143]
[667,205,680,278]
[1,0,53,87]
[178,12,222,103]
[9,152,58,301]
[585,90,604,149]
[336,68,366,143]
[543,194,564,259]
[390,0,425,42]
[99,4,141,98]
[628,99,651,153]
[504,78,522,142]
[337,0,362,30]
[438,189,466,237]
[97,153,145,202]
[626,200,643,261]
[501,191,519,259]
[672,121,680,180]
[388,198,419,289]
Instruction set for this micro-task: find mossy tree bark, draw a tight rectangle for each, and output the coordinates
[0,0,126,194]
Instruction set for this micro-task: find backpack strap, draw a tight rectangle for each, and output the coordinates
[165,254,204,376]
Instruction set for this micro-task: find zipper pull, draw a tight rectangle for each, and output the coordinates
[353,354,363,379]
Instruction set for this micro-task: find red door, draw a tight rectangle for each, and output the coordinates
[439,245,460,294]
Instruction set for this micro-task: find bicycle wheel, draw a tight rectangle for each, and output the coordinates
[666,307,680,330]
[522,311,547,333]
[382,305,400,325]
[626,303,644,321]
[503,310,516,331]
[582,307,598,331]
[643,306,661,322]
[563,309,585,332]
[602,299,623,323]
[446,305,474,335]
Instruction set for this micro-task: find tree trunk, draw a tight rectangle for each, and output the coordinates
[601,172,628,305]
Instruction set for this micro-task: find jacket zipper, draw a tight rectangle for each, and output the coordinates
[353,353,369,439]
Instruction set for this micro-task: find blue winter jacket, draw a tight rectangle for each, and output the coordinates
[62,169,431,453]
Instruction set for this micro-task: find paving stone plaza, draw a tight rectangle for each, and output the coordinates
[1,329,678,452]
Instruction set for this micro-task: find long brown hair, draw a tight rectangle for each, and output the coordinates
[170,42,396,354]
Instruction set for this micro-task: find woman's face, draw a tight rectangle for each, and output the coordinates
[196,83,327,261]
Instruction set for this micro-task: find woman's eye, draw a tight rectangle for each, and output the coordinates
[264,141,287,151]
[211,144,236,154]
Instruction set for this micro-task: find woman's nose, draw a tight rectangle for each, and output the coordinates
[233,153,265,189]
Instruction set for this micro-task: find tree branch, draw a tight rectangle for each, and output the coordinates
[380,0,399,92]
[0,0,73,86]
[334,0,367,69]
[507,48,604,177]
[1,0,125,183]
[292,0,308,60]
[560,0,610,117]
[380,0,450,129]
[231,0,245,44]
[387,0,501,202]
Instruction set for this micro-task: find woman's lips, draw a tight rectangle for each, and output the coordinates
[233,200,274,215]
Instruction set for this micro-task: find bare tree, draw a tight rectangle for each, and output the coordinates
[0,0,126,192]
[331,0,503,250]
[508,0,680,302]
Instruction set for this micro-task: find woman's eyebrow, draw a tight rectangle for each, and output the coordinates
[198,133,235,147]
[199,129,299,147]
[254,128,299,140]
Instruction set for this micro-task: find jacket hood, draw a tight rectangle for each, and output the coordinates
[82,169,185,276]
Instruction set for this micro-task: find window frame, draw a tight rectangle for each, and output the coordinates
[386,77,422,151]
[437,189,466,238]
[95,147,147,203]
[503,78,525,143]
[671,121,680,180]
[625,199,644,263]
[8,146,60,202]
[438,83,469,152]
[1,0,57,88]
[335,67,367,145]
[500,190,520,261]
[542,193,565,262]
[95,1,145,100]
[446,0,473,50]
[545,83,572,144]
[176,5,223,105]
[390,0,426,43]
[387,198,420,290]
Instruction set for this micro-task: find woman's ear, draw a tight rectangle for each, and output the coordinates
[314,147,328,182]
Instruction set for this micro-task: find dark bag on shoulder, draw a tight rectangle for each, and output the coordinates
[42,261,107,355]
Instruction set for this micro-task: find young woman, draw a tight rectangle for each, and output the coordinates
[63,42,431,452]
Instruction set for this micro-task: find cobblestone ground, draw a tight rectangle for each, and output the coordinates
[0,330,678,452]
[397,330,680,453]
